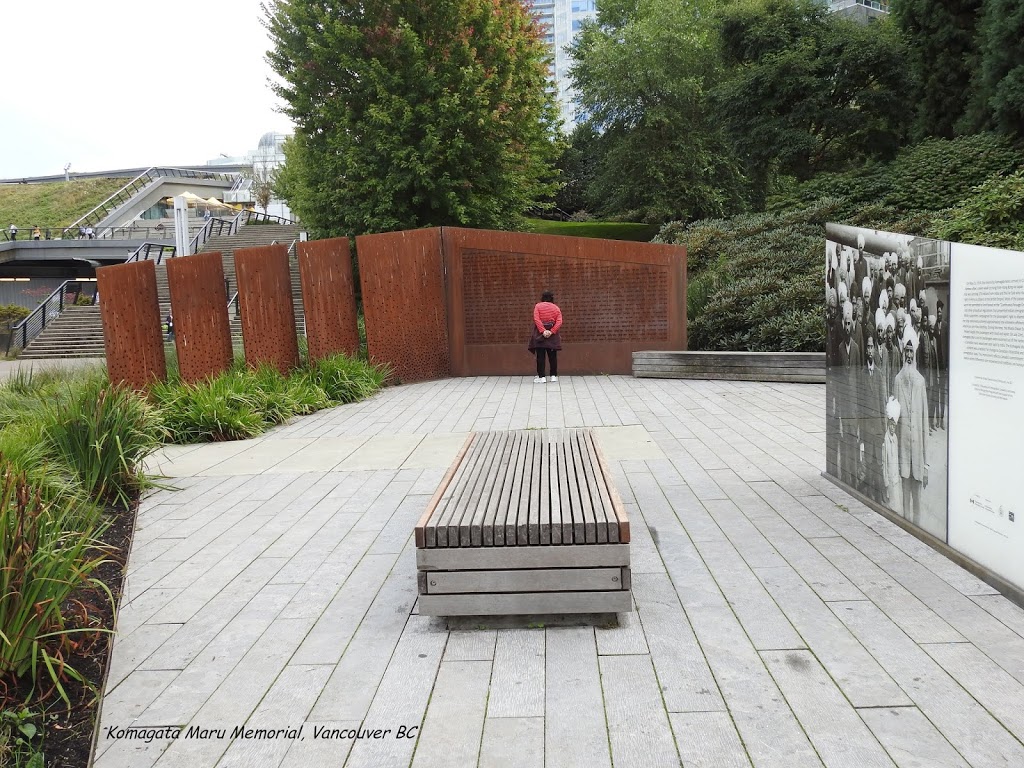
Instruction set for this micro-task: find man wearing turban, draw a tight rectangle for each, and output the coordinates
[882,397,903,515]
[894,326,929,526]
[861,333,887,501]
[838,300,862,486]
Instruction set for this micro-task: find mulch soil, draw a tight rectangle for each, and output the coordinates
[2,500,136,768]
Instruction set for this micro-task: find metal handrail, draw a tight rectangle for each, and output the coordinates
[227,290,241,320]
[5,279,96,356]
[126,242,176,264]
[68,166,237,232]
[242,210,298,226]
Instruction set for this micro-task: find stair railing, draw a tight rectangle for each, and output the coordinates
[68,167,236,233]
[227,290,241,320]
[5,279,96,357]
[125,243,176,264]
[242,210,299,226]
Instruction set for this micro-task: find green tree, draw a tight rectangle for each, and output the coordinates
[968,0,1024,137]
[891,0,983,139]
[264,0,561,237]
[713,0,908,204]
[568,0,748,223]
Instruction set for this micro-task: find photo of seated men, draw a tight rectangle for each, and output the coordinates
[825,231,950,541]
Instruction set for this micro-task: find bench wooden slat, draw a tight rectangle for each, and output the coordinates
[549,434,563,545]
[504,429,530,546]
[539,433,551,545]
[527,431,543,545]
[590,431,630,544]
[576,429,609,544]
[482,431,516,547]
[557,435,574,544]
[417,542,630,570]
[570,430,597,544]
[468,434,512,548]
[516,431,536,546]
[423,567,626,594]
[457,429,504,547]
[441,430,497,547]
[430,432,489,547]
[416,433,475,548]
[583,430,619,544]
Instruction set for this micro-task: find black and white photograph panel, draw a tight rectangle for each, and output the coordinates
[825,224,950,542]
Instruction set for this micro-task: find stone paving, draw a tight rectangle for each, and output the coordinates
[94,376,1024,768]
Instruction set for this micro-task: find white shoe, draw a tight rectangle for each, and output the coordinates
[550,376,558,383]
[534,377,546,383]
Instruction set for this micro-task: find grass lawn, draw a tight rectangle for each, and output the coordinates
[524,218,661,242]
[0,178,127,229]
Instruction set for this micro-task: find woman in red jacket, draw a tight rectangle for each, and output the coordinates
[529,290,562,383]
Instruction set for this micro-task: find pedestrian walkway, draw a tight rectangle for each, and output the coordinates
[94,376,1024,768]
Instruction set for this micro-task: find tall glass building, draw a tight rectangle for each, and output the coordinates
[526,0,598,130]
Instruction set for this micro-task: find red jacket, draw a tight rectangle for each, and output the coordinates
[533,302,562,333]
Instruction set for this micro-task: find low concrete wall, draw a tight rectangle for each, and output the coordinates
[632,351,825,383]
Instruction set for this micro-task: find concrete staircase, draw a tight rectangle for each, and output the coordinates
[17,305,106,359]
[19,222,304,359]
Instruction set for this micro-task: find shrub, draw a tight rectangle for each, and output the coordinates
[151,371,268,443]
[932,169,1024,251]
[308,353,389,403]
[152,353,386,444]
[0,463,111,701]
[41,378,163,508]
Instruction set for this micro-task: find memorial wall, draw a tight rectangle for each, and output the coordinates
[824,224,1022,593]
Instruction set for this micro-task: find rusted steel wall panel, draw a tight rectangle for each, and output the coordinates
[235,244,299,374]
[96,260,166,389]
[356,228,450,383]
[166,251,233,384]
[442,228,686,376]
[297,237,360,362]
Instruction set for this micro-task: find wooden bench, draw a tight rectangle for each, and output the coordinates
[415,428,632,616]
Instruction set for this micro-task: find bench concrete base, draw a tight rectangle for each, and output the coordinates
[633,351,825,383]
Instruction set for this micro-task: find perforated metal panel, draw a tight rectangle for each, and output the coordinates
[166,251,233,384]
[356,228,450,383]
[297,237,359,362]
[355,227,687,381]
[96,260,166,389]
[444,228,686,376]
[235,244,300,374]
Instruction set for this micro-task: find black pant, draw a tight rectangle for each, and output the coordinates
[536,349,557,378]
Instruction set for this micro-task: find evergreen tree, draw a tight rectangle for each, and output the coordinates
[264,0,561,236]
[970,0,1024,137]
[891,0,983,139]
[567,0,749,223]
[714,0,908,203]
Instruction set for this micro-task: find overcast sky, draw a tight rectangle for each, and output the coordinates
[0,1,291,179]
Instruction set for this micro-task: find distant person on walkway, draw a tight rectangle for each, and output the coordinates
[894,327,929,526]
[166,312,174,342]
[32,225,41,240]
[85,226,95,239]
[8,224,16,241]
[529,290,562,384]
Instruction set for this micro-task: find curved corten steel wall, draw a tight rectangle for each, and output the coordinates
[442,228,686,376]
[235,244,300,374]
[297,237,360,362]
[357,228,451,383]
[96,260,166,389]
[166,251,234,384]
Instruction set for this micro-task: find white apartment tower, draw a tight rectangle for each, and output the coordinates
[527,0,597,130]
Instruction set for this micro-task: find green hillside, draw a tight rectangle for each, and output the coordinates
[0,178,127,230]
